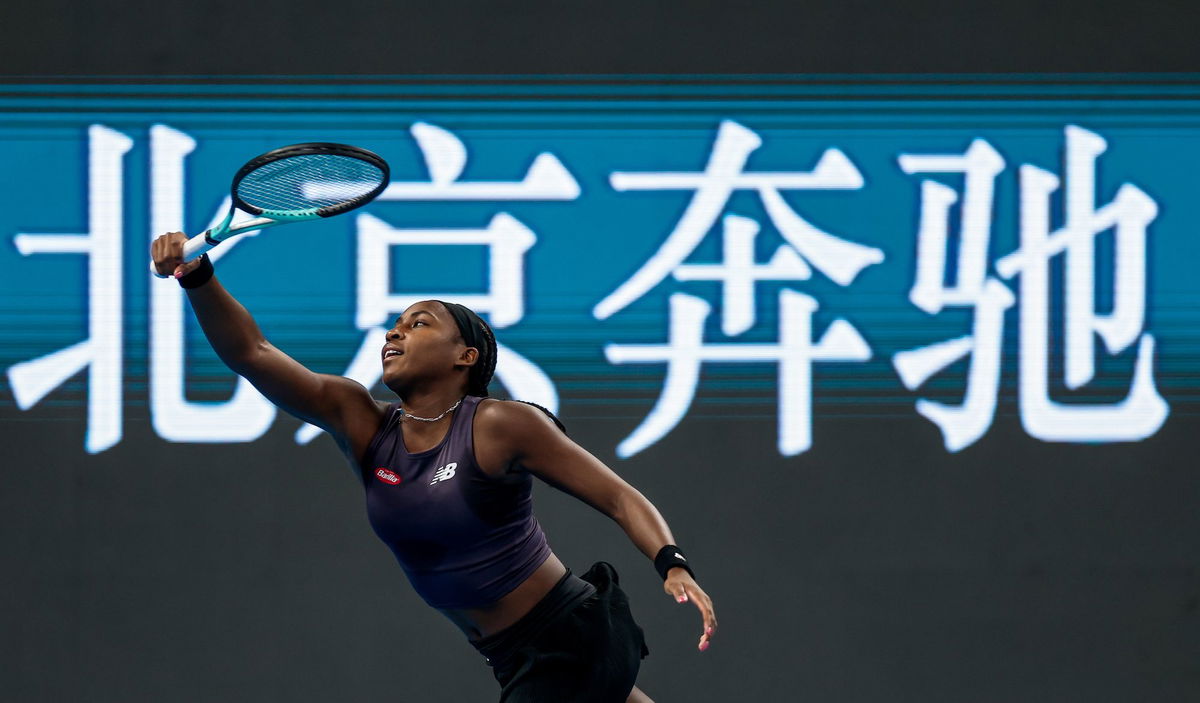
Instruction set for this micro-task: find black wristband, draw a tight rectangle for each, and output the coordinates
[654,544,694,580]
[178,254,214,289]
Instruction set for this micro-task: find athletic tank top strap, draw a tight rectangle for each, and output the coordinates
[439,394,482,458]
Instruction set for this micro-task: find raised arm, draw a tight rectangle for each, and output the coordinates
[474,400,717,651]
[151,232,384,458]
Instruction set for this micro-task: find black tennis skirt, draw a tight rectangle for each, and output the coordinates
[471,561,651,702]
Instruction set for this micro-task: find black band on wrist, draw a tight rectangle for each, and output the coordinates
[178,254,214,289]
[654,544,694,581]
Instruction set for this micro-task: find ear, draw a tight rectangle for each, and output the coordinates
[456,346,479,369]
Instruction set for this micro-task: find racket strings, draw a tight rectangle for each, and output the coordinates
[237,154,386,213]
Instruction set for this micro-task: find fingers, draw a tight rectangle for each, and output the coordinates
[692,588,717,652]
[150,232,178,277]
[151,232,198,279]
[666,579,717,652]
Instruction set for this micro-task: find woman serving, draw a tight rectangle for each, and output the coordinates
[152,233,717,702]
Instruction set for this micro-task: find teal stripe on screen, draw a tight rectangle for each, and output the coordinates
[1,76,1197,425]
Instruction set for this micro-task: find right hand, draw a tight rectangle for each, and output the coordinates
[151,232,204,279]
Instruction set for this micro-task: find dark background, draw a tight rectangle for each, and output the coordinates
[2,2,1199,701]
[1,0,1198,75]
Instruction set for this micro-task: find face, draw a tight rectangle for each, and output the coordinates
[381,301,478,394]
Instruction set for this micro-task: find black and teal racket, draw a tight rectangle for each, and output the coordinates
[150,142,390,276]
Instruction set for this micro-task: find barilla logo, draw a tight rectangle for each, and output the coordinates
[375,468,402,485]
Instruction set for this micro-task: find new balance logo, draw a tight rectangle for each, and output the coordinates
[430,462,458,485]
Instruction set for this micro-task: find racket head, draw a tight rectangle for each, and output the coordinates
[231,142,390,220]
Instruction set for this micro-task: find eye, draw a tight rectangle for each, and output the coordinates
[412,319,427,327]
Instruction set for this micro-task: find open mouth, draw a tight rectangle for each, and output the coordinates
[382,348,405,362]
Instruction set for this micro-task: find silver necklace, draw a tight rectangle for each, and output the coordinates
[400,398,462,423]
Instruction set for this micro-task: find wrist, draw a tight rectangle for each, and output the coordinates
[178,254,214,289]
[654,544,695,581]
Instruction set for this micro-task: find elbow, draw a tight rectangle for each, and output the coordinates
[609,488,645,526]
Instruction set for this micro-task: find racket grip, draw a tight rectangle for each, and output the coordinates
[149,232,218,278]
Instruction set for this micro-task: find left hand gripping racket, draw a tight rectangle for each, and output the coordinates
[150,142,390,276]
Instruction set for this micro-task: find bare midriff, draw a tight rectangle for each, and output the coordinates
[439,551,568,641]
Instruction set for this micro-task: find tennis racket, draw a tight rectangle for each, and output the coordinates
[150,142,390,276]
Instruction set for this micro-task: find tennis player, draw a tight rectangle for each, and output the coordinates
[152,233,717,702]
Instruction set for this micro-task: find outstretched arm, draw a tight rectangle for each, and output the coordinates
[474,400,718,651]
[151,232,383,457]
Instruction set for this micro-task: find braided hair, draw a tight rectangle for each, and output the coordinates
[433,300,497,397]
[433,300,566,434]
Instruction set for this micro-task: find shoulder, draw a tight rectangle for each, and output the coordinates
[341,396,395,467]
[473,398,564,463]
[474,397,558,434]
[339,385,392,434]
[317,374,390,426]
[371,397,397,421]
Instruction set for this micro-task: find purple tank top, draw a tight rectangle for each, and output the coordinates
[361,396,552,609]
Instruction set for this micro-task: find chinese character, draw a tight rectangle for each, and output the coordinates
[296,123,577,444]
[895,126,1168,450]
[600,121,883,457]
[7,126,132,454]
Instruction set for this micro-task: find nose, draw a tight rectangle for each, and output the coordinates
[386,326,403,341]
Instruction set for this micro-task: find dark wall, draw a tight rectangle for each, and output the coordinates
[1,0,1198,75]
[1,2,1198,702]
[7,400,1199,701]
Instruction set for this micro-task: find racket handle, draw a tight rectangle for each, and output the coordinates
[149,231,217,278]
